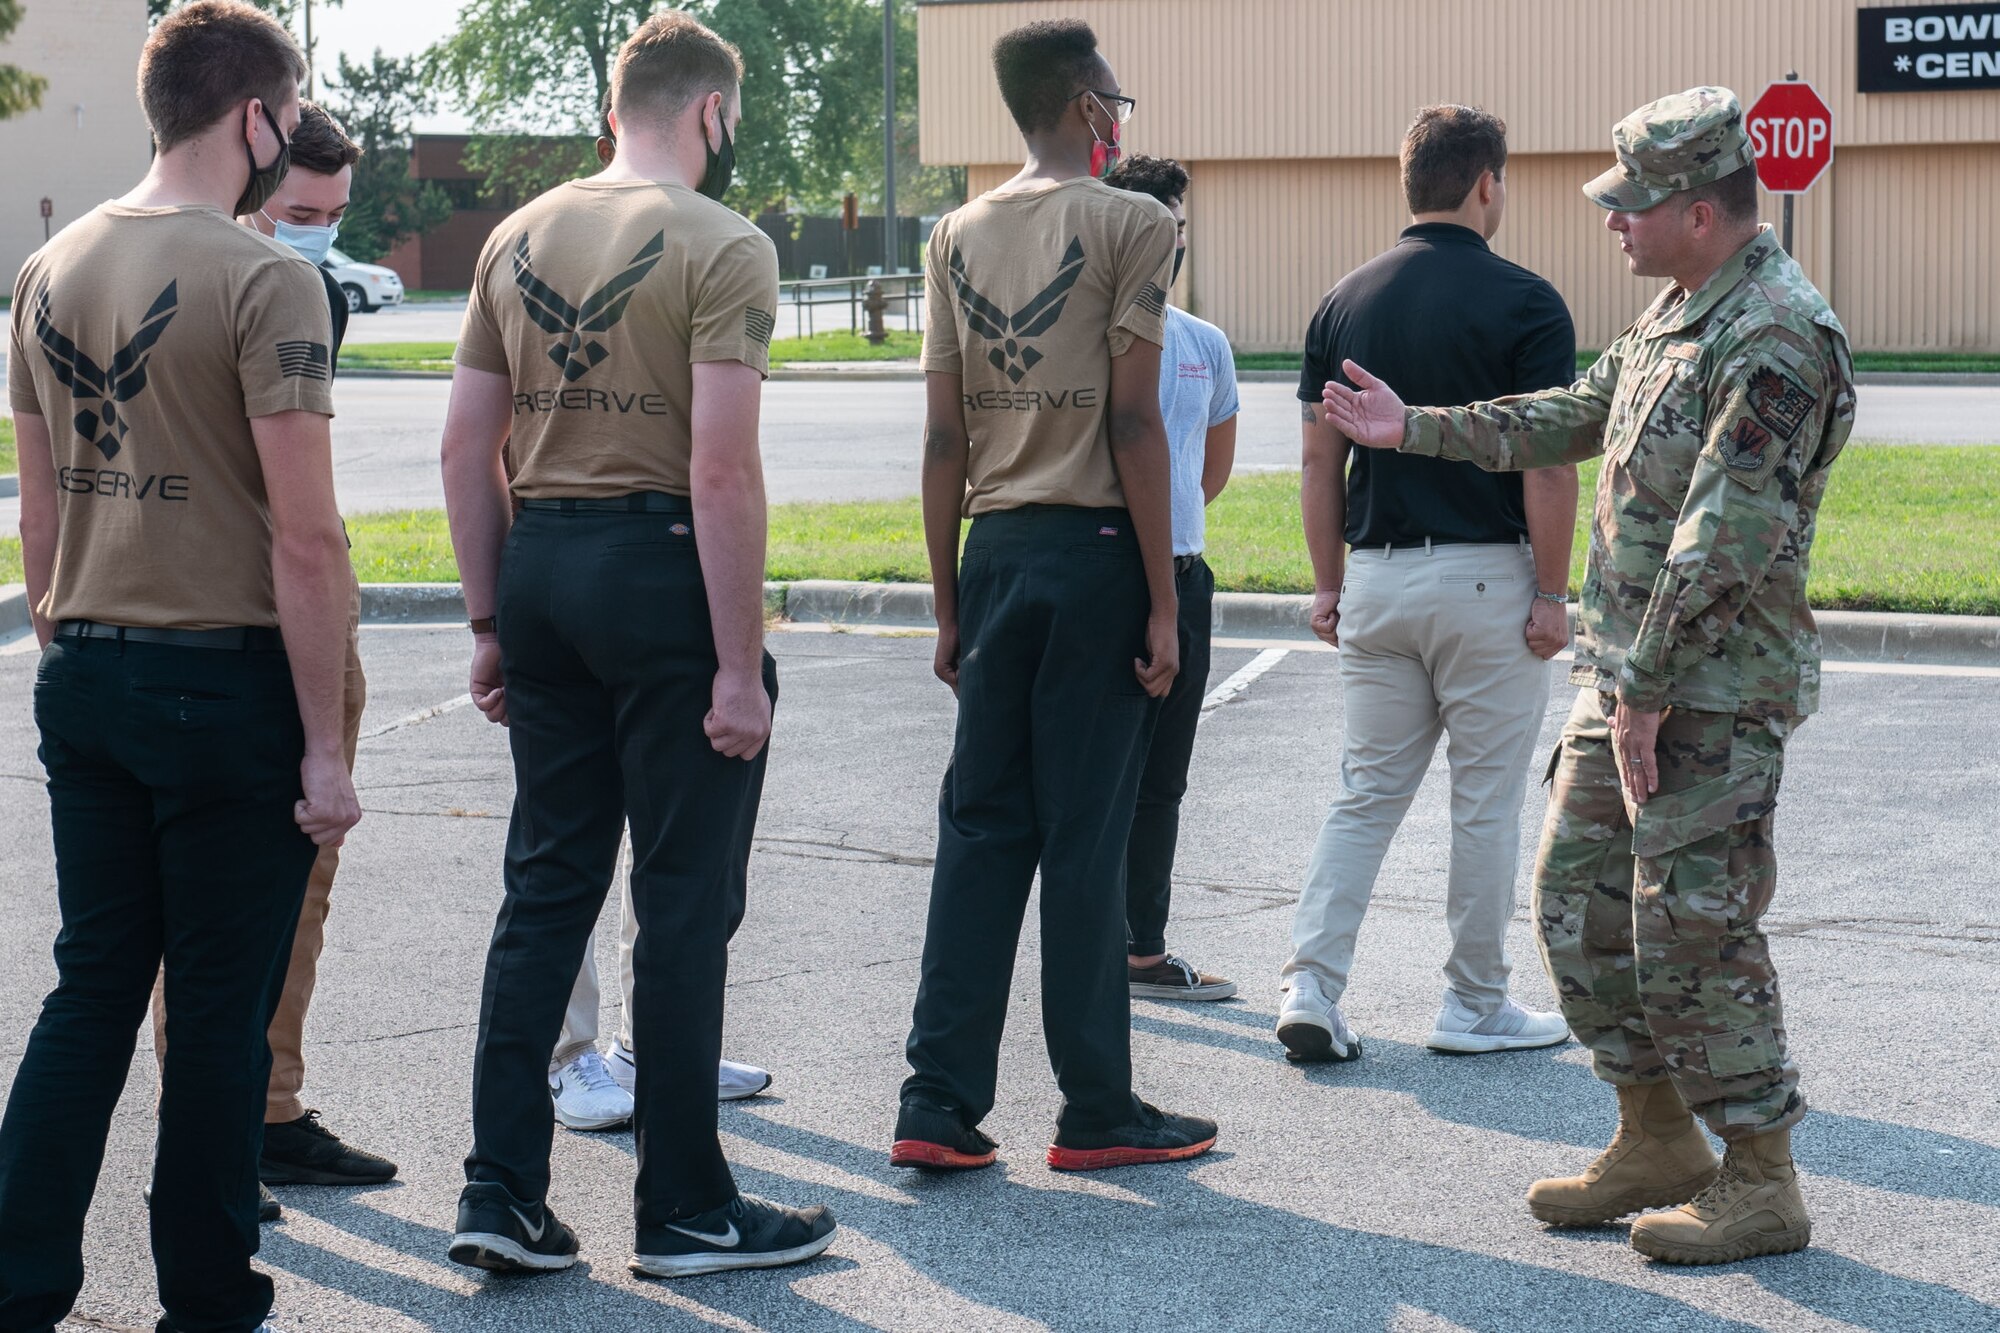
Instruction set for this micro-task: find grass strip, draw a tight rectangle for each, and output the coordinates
[0,416,15,477]
[337,330,925,375]
[322,445,2000,616]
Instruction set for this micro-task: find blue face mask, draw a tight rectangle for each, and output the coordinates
[263,211,340,266]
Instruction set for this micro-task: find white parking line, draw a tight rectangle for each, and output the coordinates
[1201,648,1289,716]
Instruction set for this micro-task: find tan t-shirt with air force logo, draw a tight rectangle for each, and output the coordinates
[7,203,336,629]
[921,176,1176,516]
[456,178,781,499]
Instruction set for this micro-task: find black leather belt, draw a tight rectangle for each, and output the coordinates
[1174,553,1204,574]
[518,492,692,515]
[55,620,285,651]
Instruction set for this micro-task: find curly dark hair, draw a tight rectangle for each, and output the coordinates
[991,19,1102,135]
[1104,154,1189,208]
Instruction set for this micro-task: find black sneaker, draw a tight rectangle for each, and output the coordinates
[448,1181,580,1274]
[889,1098,998,1170]
[630,1195,837,1279]
[259,1110,399,1185]
[144,1181,282,1223]
[1046,1102,1218,1172]
[1129,954,1239,1002]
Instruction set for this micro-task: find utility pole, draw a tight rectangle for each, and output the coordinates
[882,0,897,275]
[303,0,315,99]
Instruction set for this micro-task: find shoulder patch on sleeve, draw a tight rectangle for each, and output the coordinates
[1134,281,1167,320]
[1745,364,1816,441]
[744,307,774,347]
[1718,414,1774,472]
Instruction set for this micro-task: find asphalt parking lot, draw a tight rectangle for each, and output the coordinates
[1,625,1997,1332]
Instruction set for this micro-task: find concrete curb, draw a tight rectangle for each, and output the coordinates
[776,580,2000,666]
[7,581,1995,668]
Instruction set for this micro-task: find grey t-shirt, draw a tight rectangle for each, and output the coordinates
[1159,305,1239,555]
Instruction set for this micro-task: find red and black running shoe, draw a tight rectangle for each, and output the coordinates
[890,1099,998,1170]
[1046,1103,1218,1172]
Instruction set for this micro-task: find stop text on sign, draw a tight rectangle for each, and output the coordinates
[1748,115,1828,162]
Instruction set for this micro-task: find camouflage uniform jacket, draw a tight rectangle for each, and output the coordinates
[1401,228,1855,720]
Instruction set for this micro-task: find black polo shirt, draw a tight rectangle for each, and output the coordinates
[1299,222,1575,548]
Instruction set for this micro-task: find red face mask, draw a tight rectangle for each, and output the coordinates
[1088,96,1122,178]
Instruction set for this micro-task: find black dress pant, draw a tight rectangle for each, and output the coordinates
[903,505,1159,1135]
[0,637,315,1333]
[465,507,775,1244]
[1125,556,1215,957]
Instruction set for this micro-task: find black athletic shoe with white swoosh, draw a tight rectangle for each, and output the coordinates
[448,1181,580,1274]
[630,1194,837,1279]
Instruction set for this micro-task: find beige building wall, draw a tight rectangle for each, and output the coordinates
[0,0,153,289]
[923,0,2000,352]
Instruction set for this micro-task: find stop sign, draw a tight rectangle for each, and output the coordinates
[1746,81,1834,194]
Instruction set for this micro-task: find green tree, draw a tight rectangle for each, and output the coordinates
[428,0,890,215]
[0,0,49,121]
[320,50,451,263]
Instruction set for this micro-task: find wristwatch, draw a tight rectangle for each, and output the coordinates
[469,617,497,634]
[1534,591,1569,606]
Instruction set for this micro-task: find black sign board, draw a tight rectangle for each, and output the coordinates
[1859,4,2000,92]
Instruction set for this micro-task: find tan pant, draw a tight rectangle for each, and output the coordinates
[552,832,639,1071]
[152,590,366,1123]
[1283,543,1549,1013]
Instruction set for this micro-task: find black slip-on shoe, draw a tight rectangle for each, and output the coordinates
[448,1181,580,1274]
[631,1195,837,1279]
[1047,1102,1218,1172]
[889,1099,998,1170]
[259,1110,399,1185]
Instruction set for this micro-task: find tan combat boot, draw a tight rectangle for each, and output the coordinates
[1526,1081,1720,1226]
[1628,1127,1811,1264]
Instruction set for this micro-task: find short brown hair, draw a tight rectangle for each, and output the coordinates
[1401,105,1508,215]
[139,0,306,153]
[1680,164,1760,224]
[290,101,360,176]
[611,12,743,132]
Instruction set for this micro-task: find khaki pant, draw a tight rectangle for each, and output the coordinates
[552,832,639,1071]
[151,589,366,1124]
[1284,543,1549,1013]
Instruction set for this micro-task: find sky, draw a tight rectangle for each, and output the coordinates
[304,0,472,132]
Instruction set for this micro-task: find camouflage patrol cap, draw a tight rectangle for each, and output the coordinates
[1583,87,1756,211]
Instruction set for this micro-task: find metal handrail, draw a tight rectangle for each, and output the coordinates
[778,272,924,338]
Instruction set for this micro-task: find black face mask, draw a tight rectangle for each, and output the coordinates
[1172,248,1185,286]
[699,117,736,202]
[235,103,291,218]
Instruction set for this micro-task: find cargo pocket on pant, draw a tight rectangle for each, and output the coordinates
[1630,755,1782,861]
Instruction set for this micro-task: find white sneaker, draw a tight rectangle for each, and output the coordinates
[1425,993,1572,1053]
[1275,971,1362,1063]
[606,1041,775,1102]
[549,1049,634,1131]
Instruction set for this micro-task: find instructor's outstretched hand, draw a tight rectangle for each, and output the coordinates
[1321,360,1408,450]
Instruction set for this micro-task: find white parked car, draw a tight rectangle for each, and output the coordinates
[324,246,406,314]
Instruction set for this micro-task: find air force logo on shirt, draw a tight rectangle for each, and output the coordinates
[34,277,194,503]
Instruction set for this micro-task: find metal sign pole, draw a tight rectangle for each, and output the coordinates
[1783,194,1794,256]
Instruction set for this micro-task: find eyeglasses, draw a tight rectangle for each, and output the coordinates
[1072,89,1136,125]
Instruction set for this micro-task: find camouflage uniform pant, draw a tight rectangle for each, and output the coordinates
[1534,689,1805,1141]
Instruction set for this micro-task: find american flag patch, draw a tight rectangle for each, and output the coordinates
[277,340,330,381]
[1099,526,1119,536]
[744,307,775,347]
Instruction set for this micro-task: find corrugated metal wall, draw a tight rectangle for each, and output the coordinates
[921,1,2000,351]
